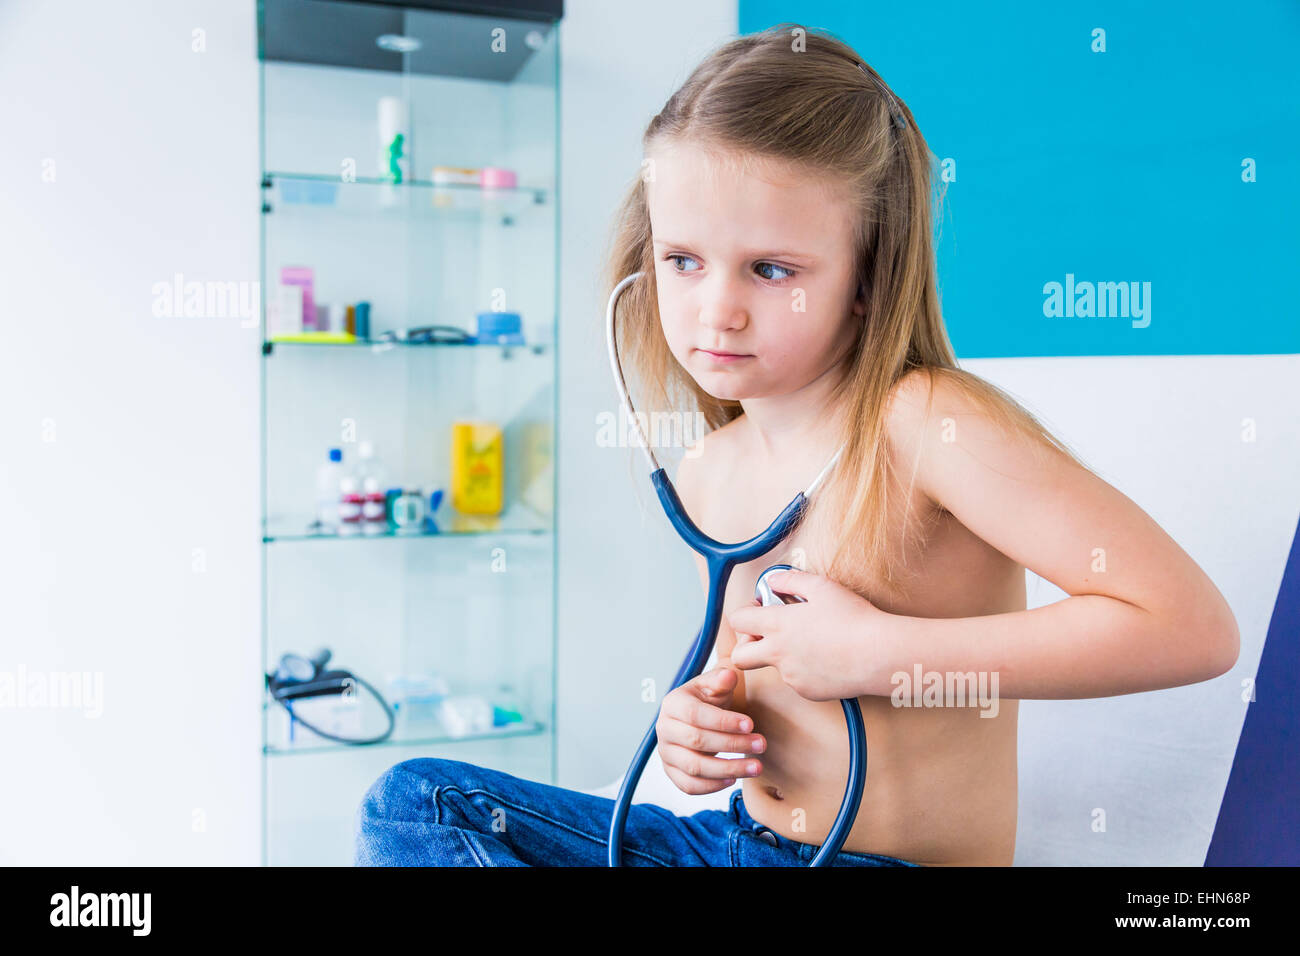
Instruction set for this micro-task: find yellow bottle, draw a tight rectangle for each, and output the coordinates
[450,422,504,515]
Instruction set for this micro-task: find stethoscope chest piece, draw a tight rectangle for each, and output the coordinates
[755,564,807,606]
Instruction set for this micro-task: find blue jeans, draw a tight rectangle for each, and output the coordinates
[354,756,920,867]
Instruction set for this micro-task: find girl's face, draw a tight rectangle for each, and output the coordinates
[645,139,864,403]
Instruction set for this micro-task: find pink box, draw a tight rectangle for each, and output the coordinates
[280,266,316,330]
[479,167,517,190]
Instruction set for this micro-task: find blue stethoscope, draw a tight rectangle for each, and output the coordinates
[604,271,868,867]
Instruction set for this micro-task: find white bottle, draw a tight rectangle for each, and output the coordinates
[361,477,386,534]
[377,96,408,208]
[356,441,390,532]
[338,476,363,535]
[378,97,408,181]
[315,449,345,533]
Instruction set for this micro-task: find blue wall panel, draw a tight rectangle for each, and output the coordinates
[738,0,1299,357]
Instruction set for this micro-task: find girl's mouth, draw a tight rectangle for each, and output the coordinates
[697,348,752,364]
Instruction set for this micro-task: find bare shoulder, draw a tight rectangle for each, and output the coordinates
[885,366,958,429]
[887,367,1056,475]
[883,368,954,509]
[883,367,1032,519]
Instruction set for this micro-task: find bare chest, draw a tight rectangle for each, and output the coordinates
[701,464,1026,640]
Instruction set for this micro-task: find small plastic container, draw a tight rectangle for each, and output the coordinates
[451,423,503,515]
[384,487,403,526]
[431,165,480,186]
[438,695,493,736]
[479,166,517,189]
[355,441,389,533]
[338,477,363,535]
[391,489,426,534]
[492,683,525,727]
[431,165,479,209]
[387,674,450,727]
[474,311,524,346]
[361,478,387,534]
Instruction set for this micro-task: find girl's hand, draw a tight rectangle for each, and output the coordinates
[727,568,898,702]
[656,664,765,794]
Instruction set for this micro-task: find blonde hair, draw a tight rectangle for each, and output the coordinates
[603,24,1091,602]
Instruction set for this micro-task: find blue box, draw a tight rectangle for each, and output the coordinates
[474,311,524,345]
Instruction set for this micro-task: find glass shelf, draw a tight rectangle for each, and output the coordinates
[265,170,547,203]
[264,508,552,543]
[264,711,548,758]
[264,336,548,355]
[263,171,546,219]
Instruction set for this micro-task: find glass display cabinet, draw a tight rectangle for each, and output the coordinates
[257,0,561,865]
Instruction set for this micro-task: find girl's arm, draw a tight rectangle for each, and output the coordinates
[884,375,1240,700]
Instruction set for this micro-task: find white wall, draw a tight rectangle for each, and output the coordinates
[554,0,740,796]
[0,0,262,863]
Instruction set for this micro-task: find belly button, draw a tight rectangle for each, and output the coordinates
[764,785,784,801]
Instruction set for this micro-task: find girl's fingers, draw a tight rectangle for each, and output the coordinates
[700,667,737,694]
[663,765,738,796]
[657,716,764,757]
[735,602,760,644]
[667,693,750,733]
[659,742,762,780]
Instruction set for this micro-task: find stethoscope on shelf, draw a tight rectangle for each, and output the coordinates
[373,325,472,346]
[604,270,868,867]
[265,648,395,746]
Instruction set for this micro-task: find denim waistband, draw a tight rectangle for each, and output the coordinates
[728,786,920,866]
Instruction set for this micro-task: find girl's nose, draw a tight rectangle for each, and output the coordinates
[696,274,749,332]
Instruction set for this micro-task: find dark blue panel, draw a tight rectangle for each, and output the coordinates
[1205,518,1300,866]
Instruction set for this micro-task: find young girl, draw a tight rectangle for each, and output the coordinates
[354,24,1239,867]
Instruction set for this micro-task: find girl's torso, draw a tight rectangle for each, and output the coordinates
[685,405,1024,866]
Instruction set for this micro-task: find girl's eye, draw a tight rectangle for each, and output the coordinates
[664,254,795,284]
[755,262,796,284]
